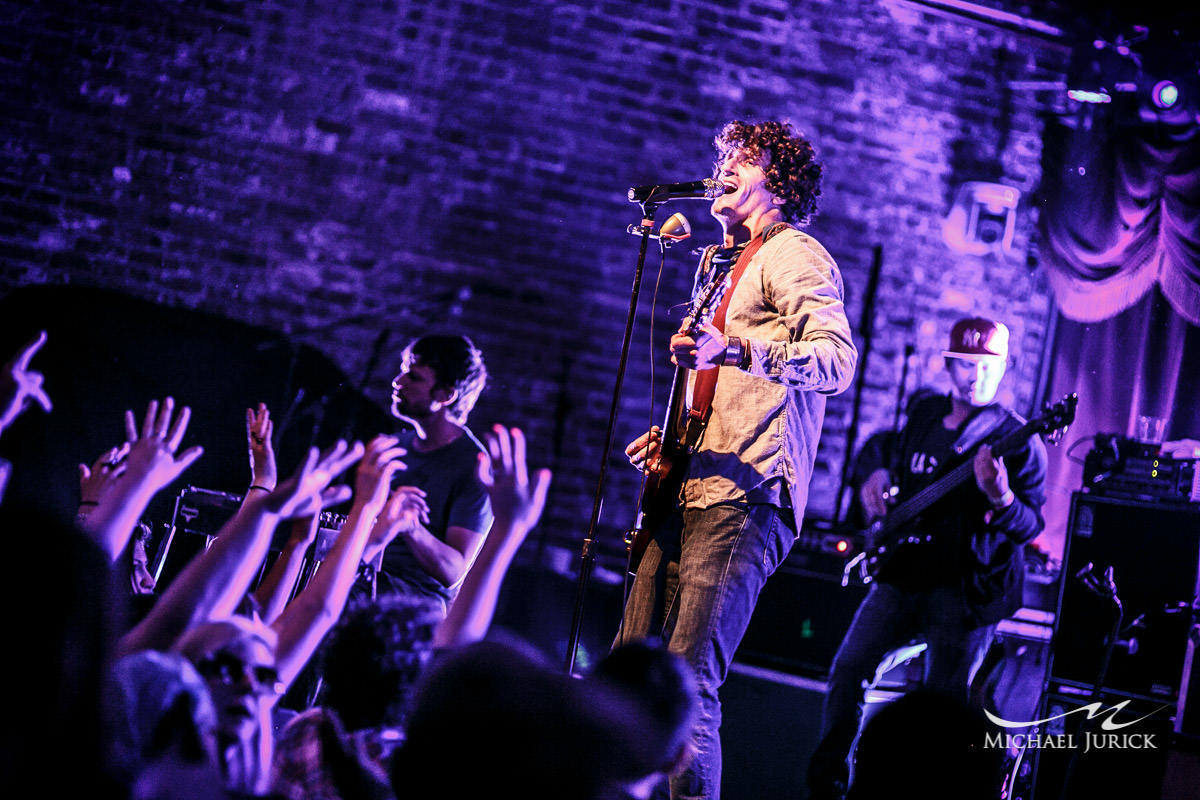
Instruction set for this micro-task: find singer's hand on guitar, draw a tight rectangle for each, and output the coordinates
[670,322,727,370]
[858,468,895,521]
[626,426,663,472]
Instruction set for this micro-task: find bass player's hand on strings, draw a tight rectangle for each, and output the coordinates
[858,468,895,522]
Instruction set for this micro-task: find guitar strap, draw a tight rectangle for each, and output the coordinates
[686,221,792,440]
[951,404,1014,457]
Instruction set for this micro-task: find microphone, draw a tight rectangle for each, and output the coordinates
[626,212,692,245]
[628,178,731,204]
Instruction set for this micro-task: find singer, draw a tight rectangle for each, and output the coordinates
[615,120,857,800]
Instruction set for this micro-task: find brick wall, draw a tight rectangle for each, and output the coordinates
[0,0,1076,574]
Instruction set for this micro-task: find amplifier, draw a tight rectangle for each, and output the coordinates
[151,486,347,591]
[1082,435,1199,504]
[1051,493,1200,702]
[152,487,243,585]
[738,545,867,678]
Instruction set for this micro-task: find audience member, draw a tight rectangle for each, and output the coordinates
[153,435,416,796]
[0,329,51,501]
[359,335,493,617]
[242,402,322,624]
[390,637,659,800]
[128,520,159,596]
[271,594,441,800]
[172,615,284,797]
[846,688,1005,800]
[1,502,127,799]
[122,520,161,627]
[589,639,700,799]
[110,648,224,798]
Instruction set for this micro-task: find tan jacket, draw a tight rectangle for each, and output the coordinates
[683,227,857,519]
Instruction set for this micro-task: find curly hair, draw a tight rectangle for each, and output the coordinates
[713,119,823,225]
[319,594,441,731]
[403,334,488,424]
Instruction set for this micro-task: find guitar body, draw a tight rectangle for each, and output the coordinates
[860,502,936,580]
[626,256,735,575]
[628,366,690,573]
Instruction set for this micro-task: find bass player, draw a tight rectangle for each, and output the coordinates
[617,119,858,800]
[807,316,1049,800]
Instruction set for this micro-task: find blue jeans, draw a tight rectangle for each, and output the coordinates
[808,582,995,796]
[615,502,797,800]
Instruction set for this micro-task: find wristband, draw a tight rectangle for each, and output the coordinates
[989,489,1014,509]
[722,336,745,368]
[248,485,272,493]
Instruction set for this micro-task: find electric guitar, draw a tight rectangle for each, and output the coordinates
[626,264,734,574]
[841,393,1077,586]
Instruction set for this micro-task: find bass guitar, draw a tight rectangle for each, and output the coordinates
[841,393,1077,586]
[626,264,734,574]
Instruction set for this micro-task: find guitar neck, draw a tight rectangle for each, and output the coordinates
[660,363,690,445]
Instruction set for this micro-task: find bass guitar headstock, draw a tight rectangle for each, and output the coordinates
[1036,392,1078,445]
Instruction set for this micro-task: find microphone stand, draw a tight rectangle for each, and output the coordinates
[834,244,882,527]
[564,198,665,674]
[1061,563,1123,796]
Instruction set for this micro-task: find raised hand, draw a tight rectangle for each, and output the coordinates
[352,434,407,513]
[478,424,552,534]
[434,425,552,648]
[77,398,202,562]
[77,442,131,508]
[245,403,278,491]
[119,397,206,495]
[259,439,364,518]
[0,330,52,433]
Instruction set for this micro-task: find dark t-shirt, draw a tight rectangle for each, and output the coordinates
[878,399,970,589]
[377,428,493,608]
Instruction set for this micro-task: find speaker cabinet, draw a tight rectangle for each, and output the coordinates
[1050,493,1200,701]
[1029,689,1176,800]
[151,487,242,589]
[720,663,826,800]
[738,548,867,678]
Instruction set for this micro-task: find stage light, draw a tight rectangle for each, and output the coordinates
[1065,38,1139,107]
[1137,73,1198,125]
[1151,79,1180,110]
[1066,88,1112,105]
[1129,28,1200,127]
